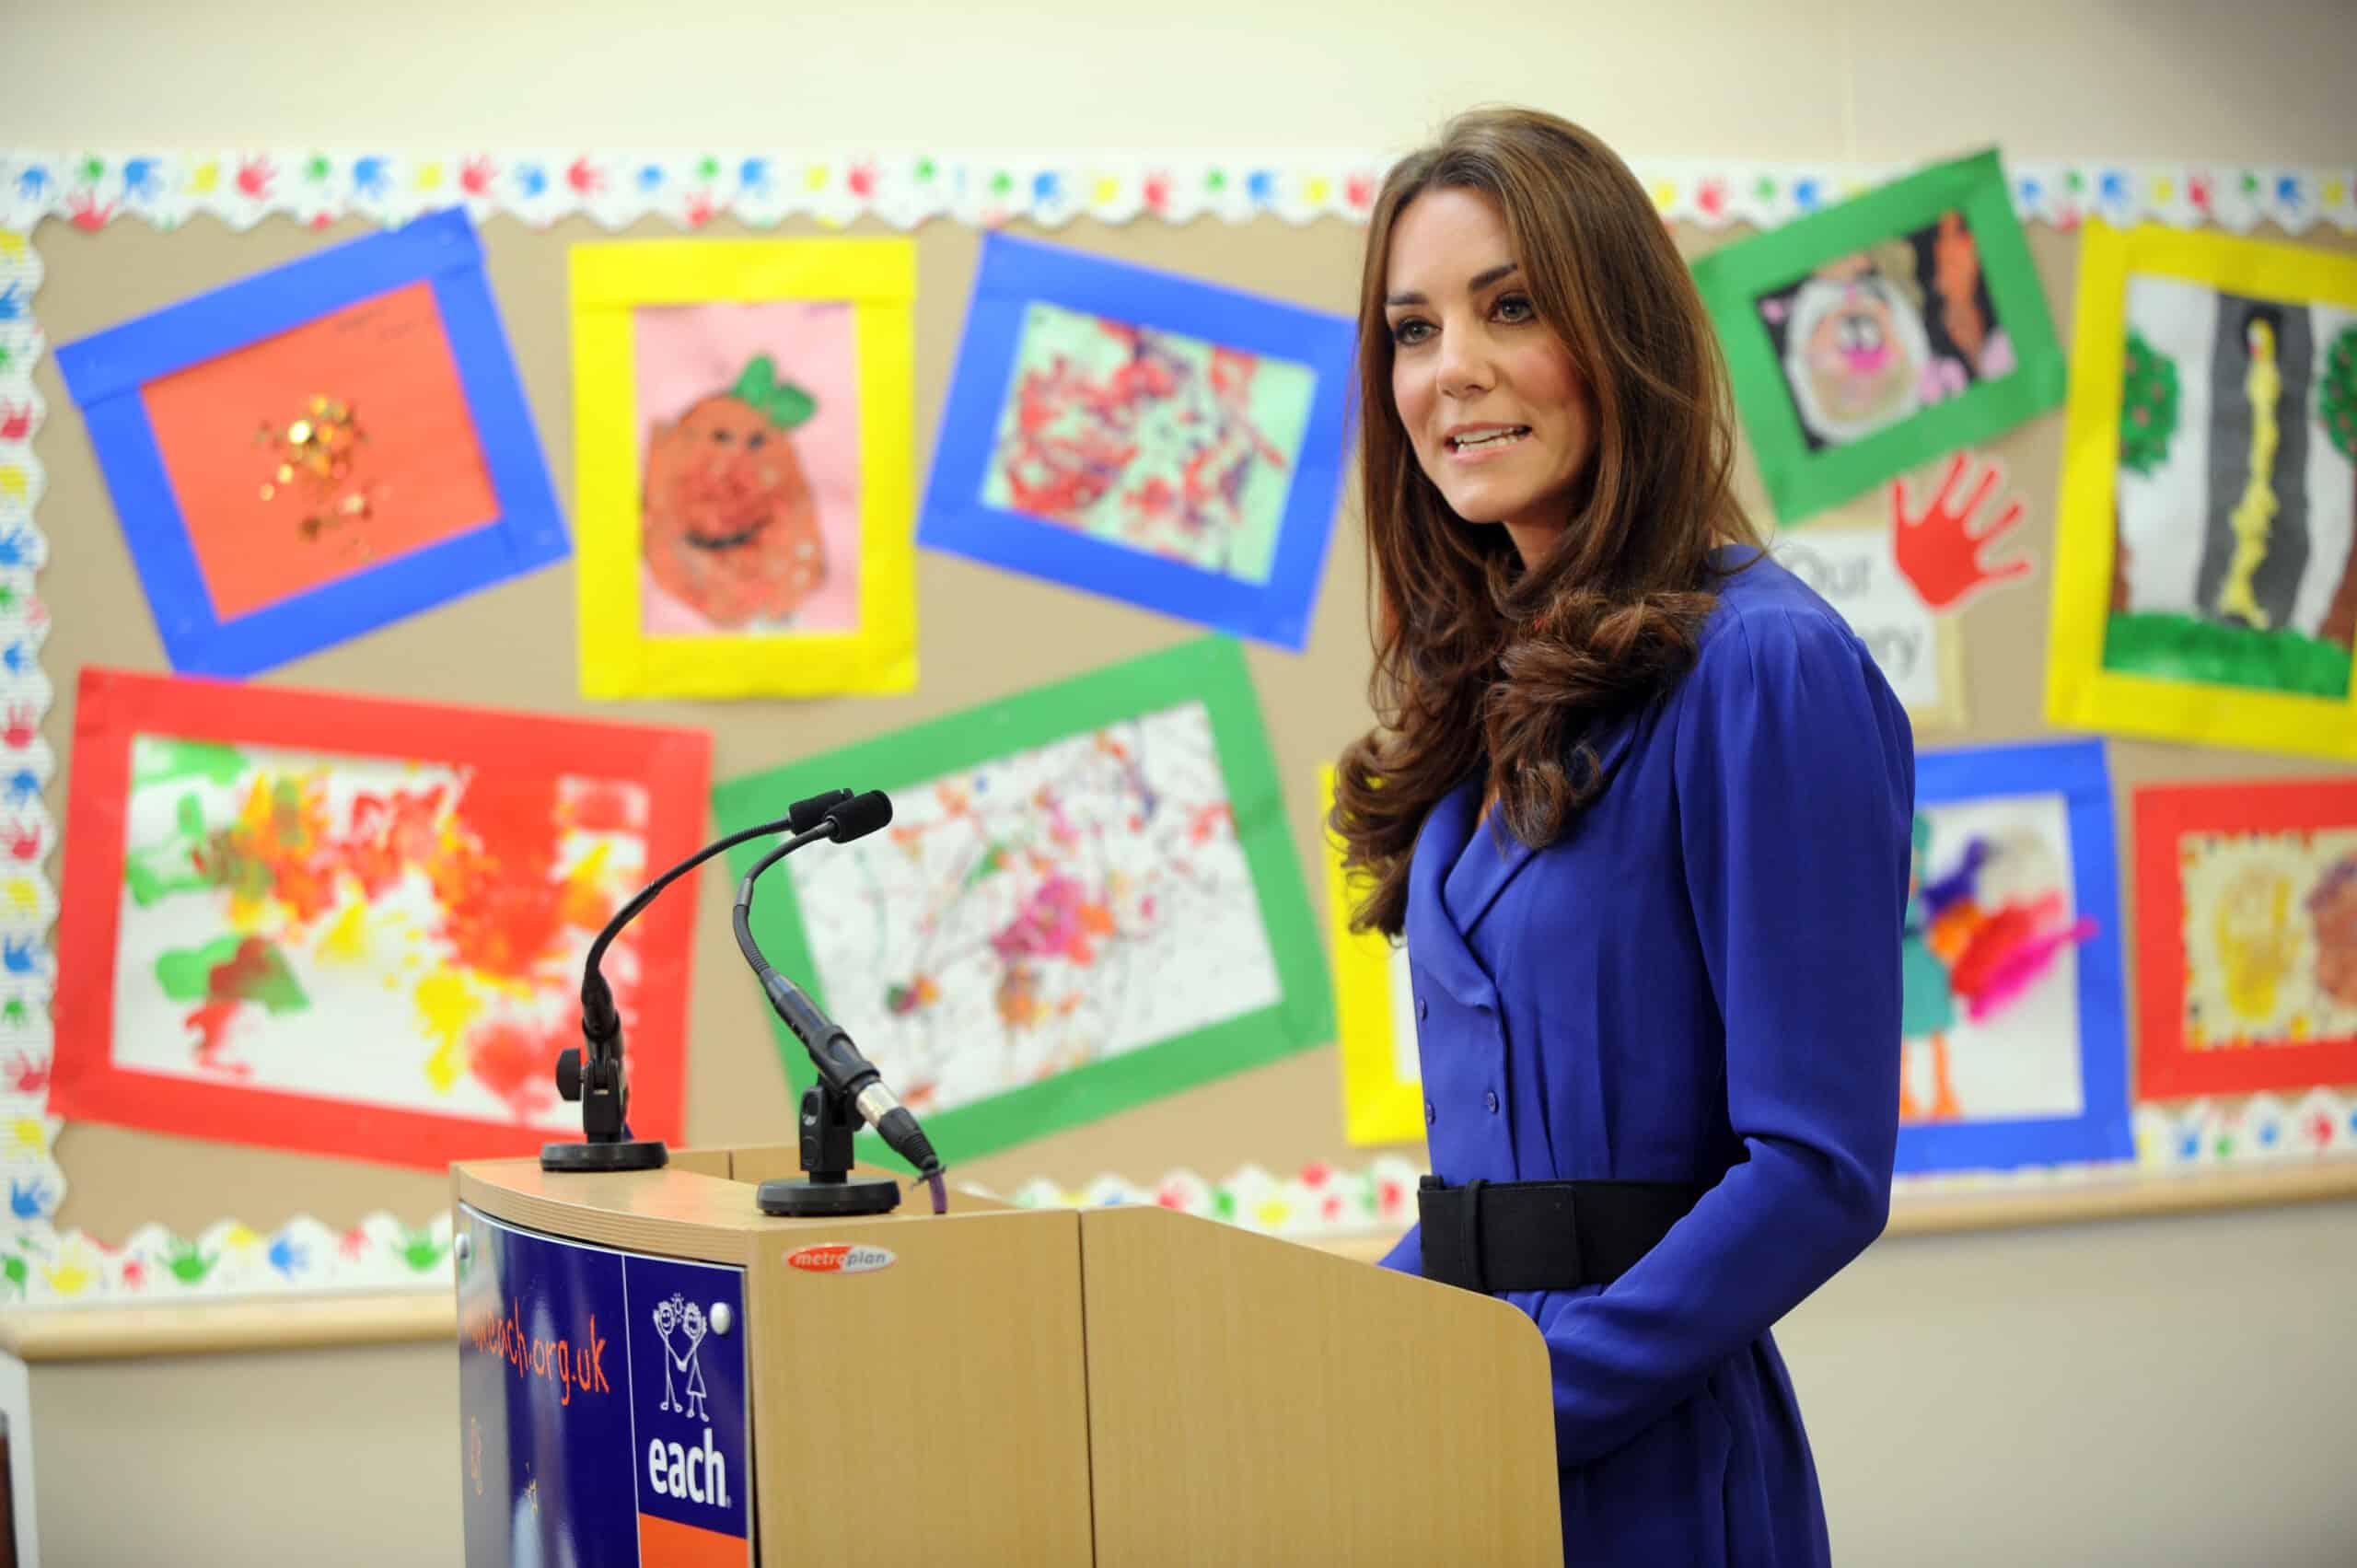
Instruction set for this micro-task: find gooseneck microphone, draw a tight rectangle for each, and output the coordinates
[540,788,853,1173]
[731,790,948,1217]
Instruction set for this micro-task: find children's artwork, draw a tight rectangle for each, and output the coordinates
[1896,740,2132,1175]
[1690,149,2065,526]
[711,636,1331,1166]
[2133,773,2357,1099]
[570,238,916,697]
[1318,765,1426,1145]
[1773,514,1969,730]
[51,668,710,1168]
[2047,223,2357,760]
[53,210,563,676]
[920,235,1354,650]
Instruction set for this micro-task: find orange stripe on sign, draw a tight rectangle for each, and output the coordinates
[637,1511,748,1568]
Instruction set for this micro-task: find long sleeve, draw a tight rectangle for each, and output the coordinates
[1376,1219,1422,1275]
[1536,606,1913,1468]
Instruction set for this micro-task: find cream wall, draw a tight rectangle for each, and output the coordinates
[6,2,2357,1564]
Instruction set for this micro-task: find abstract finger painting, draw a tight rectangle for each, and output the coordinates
[51,669,710,1167]
[1691,149,2065,525]
[1896,739,2132,1175]
[921,236,1353,649]
[2133,773,2357,1099]
[712,636,1331,1165]
[53,209,565,676]
[571,238,916,697]
[2048,224,2357,759]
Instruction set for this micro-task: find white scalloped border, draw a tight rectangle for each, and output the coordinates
[0,151,2351,236]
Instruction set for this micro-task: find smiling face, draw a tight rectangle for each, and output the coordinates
[641,392,826,629]
[1383,187,1596,563]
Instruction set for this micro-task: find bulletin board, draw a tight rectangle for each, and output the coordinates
[7,153,2356,1314]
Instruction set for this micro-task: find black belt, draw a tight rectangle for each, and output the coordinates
[1417,1176,1712,1295]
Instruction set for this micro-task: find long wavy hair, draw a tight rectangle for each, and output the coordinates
[1331,108,1761,937]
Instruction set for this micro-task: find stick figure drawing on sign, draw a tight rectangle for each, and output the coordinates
[652,1295,681,1412]
[679,1301,711,1423]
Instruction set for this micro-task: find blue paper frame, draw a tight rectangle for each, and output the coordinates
[1898,738,2134,1176]
[55,209,565,677]
[920,234,1354,650]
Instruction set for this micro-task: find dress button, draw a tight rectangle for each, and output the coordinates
[1416,996,1428,1021]
[1423,1100,1436,1126]
[1483,1090,1499,1114]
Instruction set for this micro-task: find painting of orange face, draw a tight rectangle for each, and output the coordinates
[640,392,827,629]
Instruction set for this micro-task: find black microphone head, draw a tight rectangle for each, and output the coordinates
[787,789,854,832]
[824,789,893,843]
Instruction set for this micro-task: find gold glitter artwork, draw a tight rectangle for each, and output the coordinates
[256,394,380,550]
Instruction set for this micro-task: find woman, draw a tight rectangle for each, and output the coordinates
[1332,108,1913,1564]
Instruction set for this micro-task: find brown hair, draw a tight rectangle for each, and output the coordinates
[1330,107,1761,936]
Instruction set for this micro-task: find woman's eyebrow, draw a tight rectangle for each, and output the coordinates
[1384,261,1521,308]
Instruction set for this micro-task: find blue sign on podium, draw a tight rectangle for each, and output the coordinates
[458,1203,753,1566]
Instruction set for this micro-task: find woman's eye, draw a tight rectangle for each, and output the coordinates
[1390,318,1432,346]
[1495,295,1535,324]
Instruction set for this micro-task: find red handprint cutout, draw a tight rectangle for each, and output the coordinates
[1892,450,2031,611]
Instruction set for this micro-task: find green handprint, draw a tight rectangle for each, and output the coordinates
[397,1229,450,1272]
[166,1239,218,1285]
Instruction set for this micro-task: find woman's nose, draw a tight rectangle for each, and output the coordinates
[1434,325,1492,400]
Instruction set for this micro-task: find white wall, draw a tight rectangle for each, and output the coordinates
[7,2,2357,1562]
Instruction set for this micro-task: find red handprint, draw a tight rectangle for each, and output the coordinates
[65,192,114,231]
[4,1051,46,1095]
[3,822,39,861]
[459,157,497,197]
[1143,171,1173,213]
[3,708,35,749]
[846,161,877,199]
[1892,450,2031,611]
[0,405,29,442]
[566,157,604,196]
[235,157,275,200]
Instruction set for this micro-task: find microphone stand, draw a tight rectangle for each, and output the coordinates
[540,789,853,1174]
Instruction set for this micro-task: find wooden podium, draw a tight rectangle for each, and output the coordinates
[454,1145,1562,1566]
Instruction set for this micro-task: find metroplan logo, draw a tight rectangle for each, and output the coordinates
[645,1292,728,1510]
[784,1243,896,1274]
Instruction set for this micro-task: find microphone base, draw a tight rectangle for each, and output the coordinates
[540,1138,669,1173]
[756,1174,901,1217]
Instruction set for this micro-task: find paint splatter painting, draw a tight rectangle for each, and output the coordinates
[790,701,1274,1114]
[2102,277,2357,699]
[1898,741,2132,1176]
[714,635,1331,1162]
[981,303,1316,585]
[920,235,1355,649]
[2134,773,2357,1099]
[52,669,709,1167]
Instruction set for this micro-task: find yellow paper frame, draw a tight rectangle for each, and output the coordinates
[1318,766,1425,1147]
[570,238,918,698]
[2046,222,2357,759]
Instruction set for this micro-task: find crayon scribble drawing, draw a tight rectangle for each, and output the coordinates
[2178,827,2357,1049]
[1899,796,2096,1122]
[630,301,862,636]
[2105,279,2357,698]
[112,736,652,1126]
[981,303,1317,585]
[784,700,1281,1116]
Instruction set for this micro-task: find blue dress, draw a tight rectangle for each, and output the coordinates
[1376,550,1913,1565]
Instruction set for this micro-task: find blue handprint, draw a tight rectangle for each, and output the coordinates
[738,157,771,196]
[268,1234,309,1277]
[4,935,45,975]
[12,167,49,202]
[0,528,33,567]
[0,285,22,323]
[515,162,549,199]
[9,1178,53,1220]
[122,158,163,203]
[4,772,35,807]
[353,157,391,199]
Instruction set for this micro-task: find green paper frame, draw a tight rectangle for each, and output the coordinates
[711,635,1334,1167]
[1690,148,2066,525]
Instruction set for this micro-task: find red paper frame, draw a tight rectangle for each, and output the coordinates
[2134,774,2357,1100]
[53,668,712,1168]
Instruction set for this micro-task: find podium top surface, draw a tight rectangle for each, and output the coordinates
[453,1148,1016,1266]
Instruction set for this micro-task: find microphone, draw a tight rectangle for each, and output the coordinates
[729,790,947,1214]
[541,786,853,1173]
